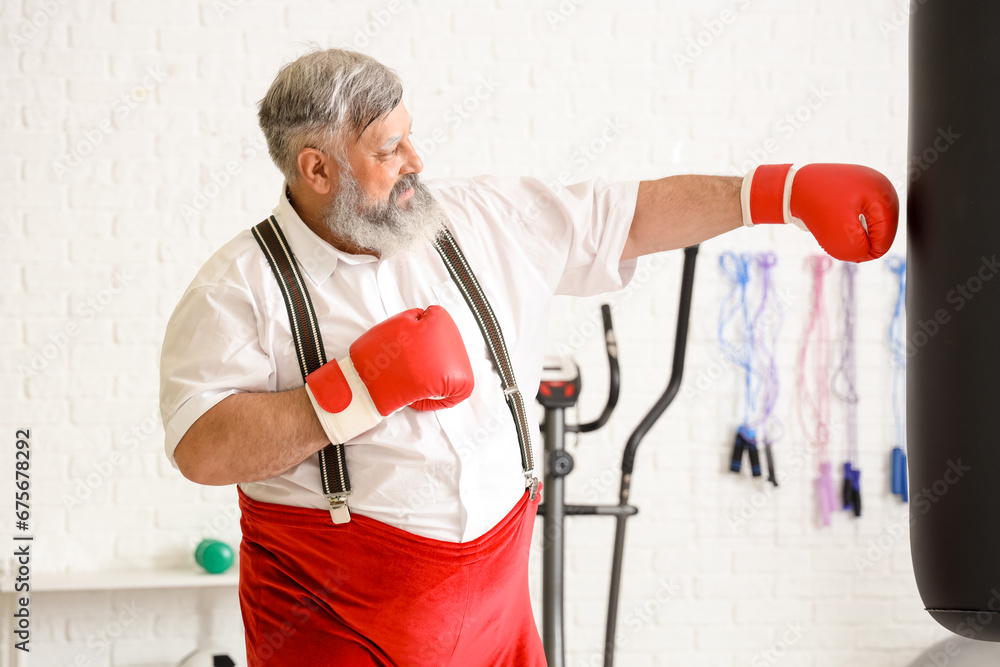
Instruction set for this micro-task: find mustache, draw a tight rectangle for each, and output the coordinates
[389,173,421,201]
[320,169,445,258]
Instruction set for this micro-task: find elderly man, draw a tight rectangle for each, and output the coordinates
[160,49,897,666]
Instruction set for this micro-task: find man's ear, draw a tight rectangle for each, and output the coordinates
[296,148,339,196]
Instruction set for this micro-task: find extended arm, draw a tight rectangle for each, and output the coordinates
[622,175,742,260]
[622,164,899,262]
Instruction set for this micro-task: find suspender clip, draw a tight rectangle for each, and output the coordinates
[526,475,539,501]
[327,496,351,524]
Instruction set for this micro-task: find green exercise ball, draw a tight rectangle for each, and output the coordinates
[195,539,234,574]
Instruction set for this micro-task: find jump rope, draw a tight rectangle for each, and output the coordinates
[718,251,783,485]
[718,252,759,476]
[752,252,783,486]
[888,256,908,502]
[831,264,862,517]
[718,251,907,521]
[797,255,835,526]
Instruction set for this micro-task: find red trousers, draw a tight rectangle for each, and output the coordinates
[238,488,545,666]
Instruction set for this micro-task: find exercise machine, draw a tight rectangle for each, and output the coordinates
[536,245,699,667]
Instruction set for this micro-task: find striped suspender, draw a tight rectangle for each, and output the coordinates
[433,227,539,500]
[252,217,352,524]
[252,216,540,526]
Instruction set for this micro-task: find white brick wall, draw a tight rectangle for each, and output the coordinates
[0,0,964,665]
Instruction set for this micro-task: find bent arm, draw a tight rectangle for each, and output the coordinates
[621,175,743,261]
[173,387,329,486]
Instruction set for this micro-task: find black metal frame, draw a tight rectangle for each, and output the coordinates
[536,245,699,667]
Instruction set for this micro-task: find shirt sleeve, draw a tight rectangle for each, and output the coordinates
[158,281,273,468]
[466,175,640,297]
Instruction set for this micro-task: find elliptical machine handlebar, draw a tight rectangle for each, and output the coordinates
[602,244,699,667]
[620,245,698,483]
[571,304,621,434]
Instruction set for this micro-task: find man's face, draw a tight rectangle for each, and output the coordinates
[346,102,422,209]
[320,103,444,258]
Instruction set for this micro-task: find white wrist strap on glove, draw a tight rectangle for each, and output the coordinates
[305,357,382,445]
[740,165,807,231]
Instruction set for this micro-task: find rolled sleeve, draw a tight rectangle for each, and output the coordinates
[159,282,273,467]
[551,178,639,296]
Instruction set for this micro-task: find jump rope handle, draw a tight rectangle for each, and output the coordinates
[764,441,778,486]
[730,427,758,475]
[891,446,908,502]
[818,461,835,526]
[842,462,855,511]
[851,468,862,517]
[747,439,761,477]
[730,431,745,473]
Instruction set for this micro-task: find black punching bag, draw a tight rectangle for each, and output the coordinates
[909,1,1000,640]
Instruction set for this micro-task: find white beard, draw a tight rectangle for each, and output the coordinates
[321,172,446,259]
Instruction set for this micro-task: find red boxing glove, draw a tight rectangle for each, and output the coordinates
[741,163,899,262]
[305,306,475,445]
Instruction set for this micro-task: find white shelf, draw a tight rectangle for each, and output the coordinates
[0,568,239,593]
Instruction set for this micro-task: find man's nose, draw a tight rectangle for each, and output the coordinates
[400,137,423,175]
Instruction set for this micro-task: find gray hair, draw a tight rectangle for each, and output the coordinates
[258,49,403,183]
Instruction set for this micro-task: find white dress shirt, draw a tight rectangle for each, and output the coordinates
[159,176,639,542]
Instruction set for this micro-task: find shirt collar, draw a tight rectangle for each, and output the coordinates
[271,183,378,286]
